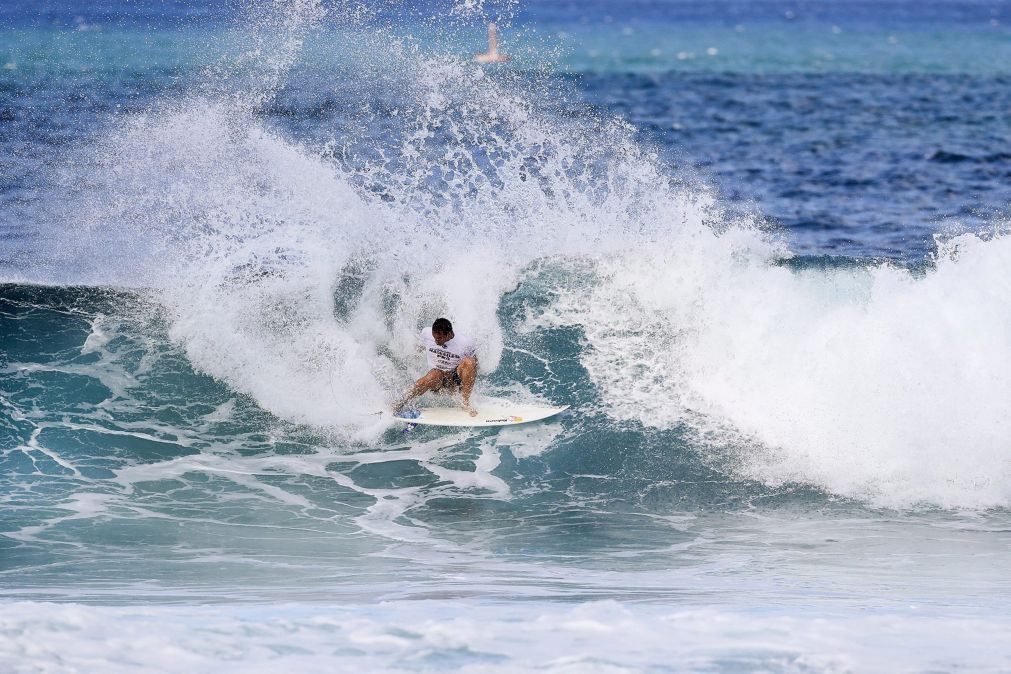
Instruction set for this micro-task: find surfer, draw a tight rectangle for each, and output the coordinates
[394,318,479,416]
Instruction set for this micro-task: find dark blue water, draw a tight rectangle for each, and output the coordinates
[593,71,1011,258]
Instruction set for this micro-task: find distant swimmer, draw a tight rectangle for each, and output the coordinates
[394,317,479,416]
[474,22,510,63]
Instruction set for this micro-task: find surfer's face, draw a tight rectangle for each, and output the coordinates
[433,330,453,346]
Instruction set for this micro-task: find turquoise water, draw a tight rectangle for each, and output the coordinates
[547,23,1011,74]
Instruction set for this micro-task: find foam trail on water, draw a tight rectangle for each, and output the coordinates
[3,600,1011,673]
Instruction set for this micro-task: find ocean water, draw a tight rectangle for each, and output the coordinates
[2,1,1011,671]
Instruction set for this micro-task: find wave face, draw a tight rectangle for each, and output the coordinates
[17,2,1007,510]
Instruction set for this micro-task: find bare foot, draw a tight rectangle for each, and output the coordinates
[463,403,478,417]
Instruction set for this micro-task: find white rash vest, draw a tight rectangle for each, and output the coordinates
[419,327,478,372]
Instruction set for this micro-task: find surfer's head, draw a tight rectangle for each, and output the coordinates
[432,318,454,345]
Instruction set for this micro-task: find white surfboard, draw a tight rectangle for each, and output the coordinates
[393,399,568,427]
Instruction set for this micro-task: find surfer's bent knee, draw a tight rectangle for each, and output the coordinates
[457,357,477,375]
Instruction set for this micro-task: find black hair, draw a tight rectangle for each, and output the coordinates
[432,317,453,334]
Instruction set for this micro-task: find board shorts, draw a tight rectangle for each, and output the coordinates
[437,368,463,390]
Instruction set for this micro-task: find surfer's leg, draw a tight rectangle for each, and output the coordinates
[393,369,445,412]
[456,357,478,416]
